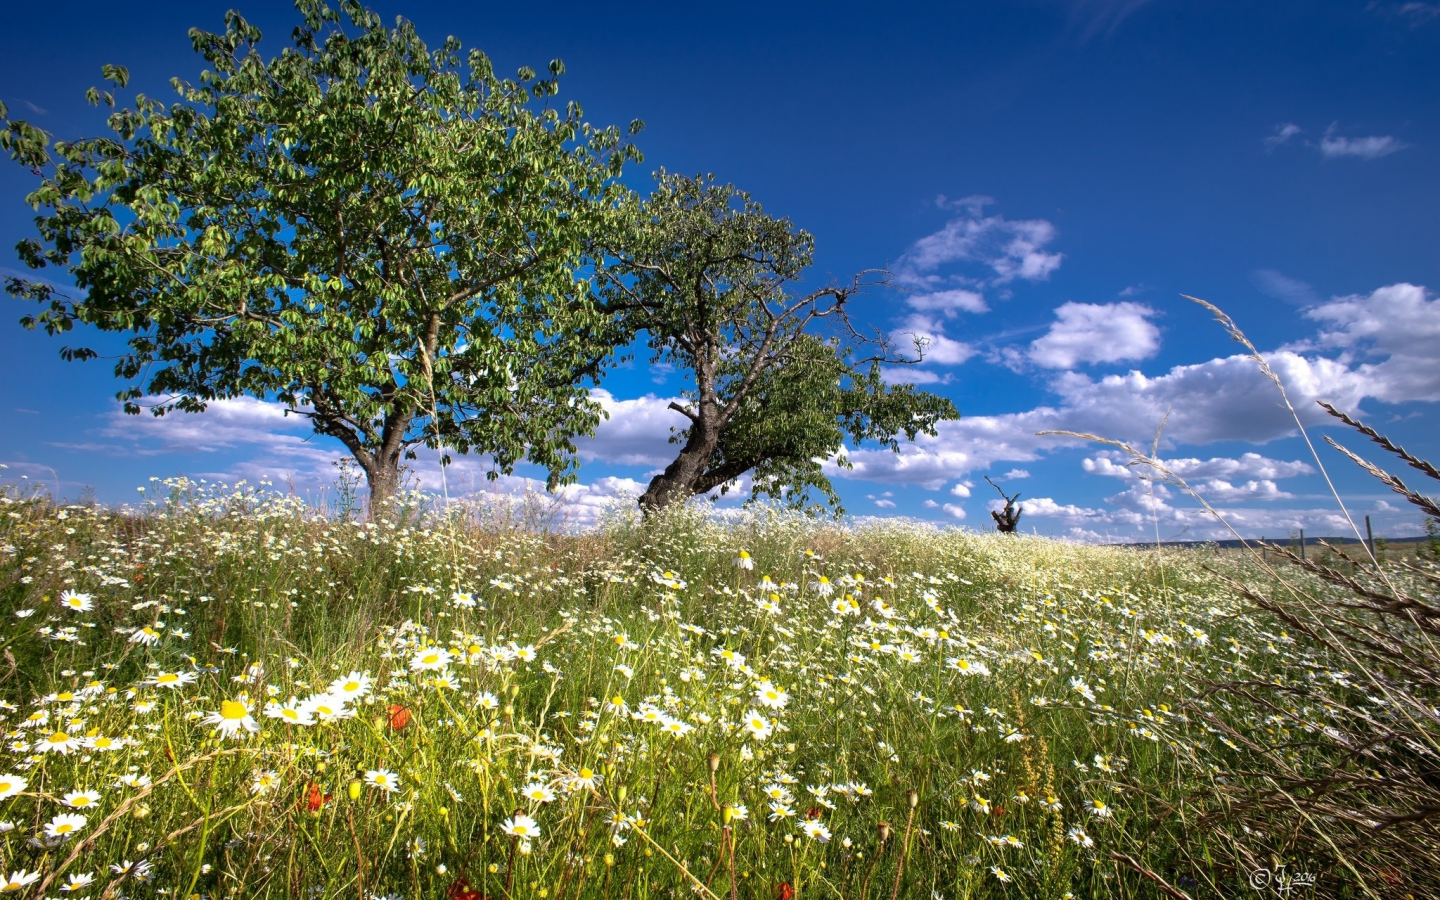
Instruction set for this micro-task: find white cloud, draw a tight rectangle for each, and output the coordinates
[1264,123,1302,151]
[1298,283,1440,402]
[574,389,686,467]
[1003,468,1031,479]
[832,284,1438,490]
[1074,465,1300,504]
[922,499,939,509]
[949,481,972,498]
[880,367,951,386]
[981,487,1365,542]
[873,498,896,509]
[1004,496,1103,518]
[1028,302,1161,369]
[941,503,967,520]
[1083,450,1313,482]
[905,289,989,317]
[1251,269,1321,306]
[1319,125,1409,160]
[1191,479,1295,502]
[896,196,1063,289]
[895,315,978,366]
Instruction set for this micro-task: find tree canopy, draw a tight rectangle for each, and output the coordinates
[595,172,959,516]
[1,0,642,510]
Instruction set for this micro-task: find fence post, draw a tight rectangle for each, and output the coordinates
[1299,528,1305,562]
[1262,536,1267,564]
[1365,515,1375,559]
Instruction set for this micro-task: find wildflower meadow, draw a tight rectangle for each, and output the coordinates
[0,476,1427,899]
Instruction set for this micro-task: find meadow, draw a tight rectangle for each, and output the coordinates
[0,476,1431,900]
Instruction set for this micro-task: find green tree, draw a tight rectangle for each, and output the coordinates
[595,172,959,516]
[1,0,642,512]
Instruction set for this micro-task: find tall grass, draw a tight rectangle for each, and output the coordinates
[0,471,1412,898]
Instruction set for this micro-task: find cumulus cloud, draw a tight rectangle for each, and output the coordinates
[904,289,989,317]
[949,481,973,498]
[1190,479,1295,502]
[1296,283,1440,402]
[832,284,1437,490]
[1083,450,1313,482]
[989,489,1398,543]
[1003,468,1031,479]
[895,196,1063,289]
[880,367,952,386]
[941,503,967,520]
[1003,496,1103,518]
[574,389,685,467]
[1027,302,1161,368]
[894,315,979,367]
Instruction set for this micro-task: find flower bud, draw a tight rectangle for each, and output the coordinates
[707,752,721,774]
[347,780,362,801]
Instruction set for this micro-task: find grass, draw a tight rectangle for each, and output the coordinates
[0,477,1431,899]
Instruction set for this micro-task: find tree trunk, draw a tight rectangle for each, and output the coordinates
[362,458,401,521]
[638,432,716,518]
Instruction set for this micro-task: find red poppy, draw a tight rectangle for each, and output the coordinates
[388,704,413,730]
[806,807,823,820]
[446,877,483,900]
[776,882,795,900]
[303,782,331,812]
[994,805,1007,816]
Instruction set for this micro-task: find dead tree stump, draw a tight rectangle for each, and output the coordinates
[985,476,1022,534]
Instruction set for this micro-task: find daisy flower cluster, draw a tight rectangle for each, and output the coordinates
[0,479,1412,898]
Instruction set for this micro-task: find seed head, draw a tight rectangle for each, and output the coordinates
[707,752,721,774]
[877,821,891,843]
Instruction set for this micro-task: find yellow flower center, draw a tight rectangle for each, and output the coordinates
[47,731,69,744]
[579,768,593,780]
[220,701,248,721]
[157,674,179,684]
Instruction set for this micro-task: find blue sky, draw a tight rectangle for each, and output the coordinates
[2,0,1437,540]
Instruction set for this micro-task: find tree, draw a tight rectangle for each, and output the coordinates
[985,476,1022,533]
[1,0,642,512]
[594,172,958,516]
